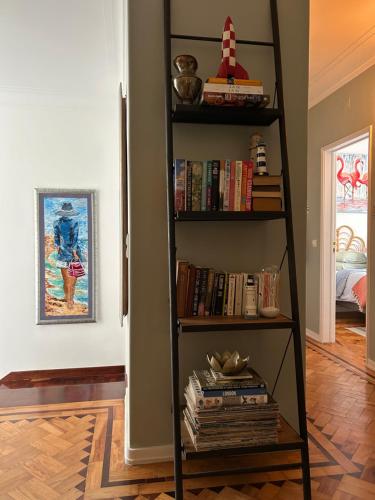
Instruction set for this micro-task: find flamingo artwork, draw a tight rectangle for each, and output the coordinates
[357,159,368,190]
[336,155,351,200]
[349,158,362,199]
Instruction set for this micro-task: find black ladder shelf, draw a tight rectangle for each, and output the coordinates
[163,1,311,498]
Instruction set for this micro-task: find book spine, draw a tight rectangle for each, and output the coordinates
[192,268,202,316]
[176,261,189,318]
[174,159,186,212]
[234,273,243,316]
[206,160,213,211]
[186,161,193,211]
[222,273,229,315]
[211,160,220,211]
[190,393,268,408]
[229,161,236,211]
[226,273,236,316]
[191,161,203,211]
[214,272,225,315]
[186,265,196,317]
[223,159,231,211]
[245,160,254,211]
[206,77,263,86]
[202,386,268,397]
[210,272,219,315]
[198,268,209,316]
[243,274,258,319]
[219,160,225,210]
[203,83,264,94]
[201,92,268,107]
[205,269,215,316]
[234,161,242,211]
[201,161,208,211]
[240,162,248,211]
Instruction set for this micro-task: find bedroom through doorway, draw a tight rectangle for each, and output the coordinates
[318,129,371,357]
[335,138,368,351]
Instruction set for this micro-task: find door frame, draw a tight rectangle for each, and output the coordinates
[320,126,372,344]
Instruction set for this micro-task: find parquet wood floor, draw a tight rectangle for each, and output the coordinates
[1,343,375,499]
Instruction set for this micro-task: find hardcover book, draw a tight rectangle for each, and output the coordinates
[223,159,231,211]
[201,161,208,211]
[211,160,220,211]
[191,161,203,211]
[176,260,189,318]
[234,161,242,211]
[174,159,186,212]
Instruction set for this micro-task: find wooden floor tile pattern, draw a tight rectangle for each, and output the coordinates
[1,340,375,498]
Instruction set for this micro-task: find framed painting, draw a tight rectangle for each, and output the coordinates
[35,189,96,324]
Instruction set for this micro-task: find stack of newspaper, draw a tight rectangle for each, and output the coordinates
[183,368,279,452]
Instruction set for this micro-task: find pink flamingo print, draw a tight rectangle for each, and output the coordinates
[336,156,351,200]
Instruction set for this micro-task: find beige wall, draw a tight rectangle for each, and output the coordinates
[126,0,309,452]
[307,65,375,363]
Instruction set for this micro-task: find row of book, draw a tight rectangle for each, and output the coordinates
[200,77,269,108]
[176,260,258,319]
[174,159,283,214]
[184,368,280,451]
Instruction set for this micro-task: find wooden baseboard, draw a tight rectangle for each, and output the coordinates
[0,365,125,389]
[125,444,174,465]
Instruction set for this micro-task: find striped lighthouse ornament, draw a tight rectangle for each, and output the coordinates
[216,16,249,80]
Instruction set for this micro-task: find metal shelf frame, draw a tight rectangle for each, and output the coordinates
[163,1,311,498]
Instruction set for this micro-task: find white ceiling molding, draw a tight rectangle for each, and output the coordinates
[309,15,375,108]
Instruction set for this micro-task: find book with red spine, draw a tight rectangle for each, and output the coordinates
[229,161,236,211]
[240,162,248,211]
[245,160,254,211]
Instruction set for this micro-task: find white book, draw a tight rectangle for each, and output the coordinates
[227,273,236,316]
[234,161,242,211]
[203,83,264,95]
[234,273,243,316]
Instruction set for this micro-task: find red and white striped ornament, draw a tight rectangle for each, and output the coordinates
[217,16,249,80]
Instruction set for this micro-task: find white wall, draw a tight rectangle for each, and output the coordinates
[0,0,125,378]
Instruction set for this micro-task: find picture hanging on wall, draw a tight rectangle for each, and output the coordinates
[35,189,96,324]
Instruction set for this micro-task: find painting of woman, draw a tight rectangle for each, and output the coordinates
[36,190,95,324]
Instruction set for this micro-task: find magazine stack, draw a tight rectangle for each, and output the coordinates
[183,368,280,452]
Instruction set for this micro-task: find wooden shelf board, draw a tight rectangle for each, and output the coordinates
[178,314,294,333]
[182,416,303,459]
[175,211,285,221]
[172,105,281,126]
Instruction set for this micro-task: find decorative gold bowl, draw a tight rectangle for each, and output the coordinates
[207,350,249,375]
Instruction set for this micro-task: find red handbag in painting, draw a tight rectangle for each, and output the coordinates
[68,260,85,278]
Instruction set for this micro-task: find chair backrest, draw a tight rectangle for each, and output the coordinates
[336,225,366,252]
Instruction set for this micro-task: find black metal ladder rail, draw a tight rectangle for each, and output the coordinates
[163,1,311,498]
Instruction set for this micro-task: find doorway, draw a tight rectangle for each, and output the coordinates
[320,129,371,348]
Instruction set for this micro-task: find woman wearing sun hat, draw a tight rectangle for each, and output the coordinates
[53,202,83,309]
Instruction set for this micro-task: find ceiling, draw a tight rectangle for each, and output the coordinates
[309,0,375,108]
[0,0,123,101]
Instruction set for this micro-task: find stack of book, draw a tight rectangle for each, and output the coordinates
[252,176,283,212]
[177,260,257,318]
[200,78,270,108]
[174,159,253,212]
[183,368,280,451]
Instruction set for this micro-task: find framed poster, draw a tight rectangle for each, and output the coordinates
[35,189,96,324]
